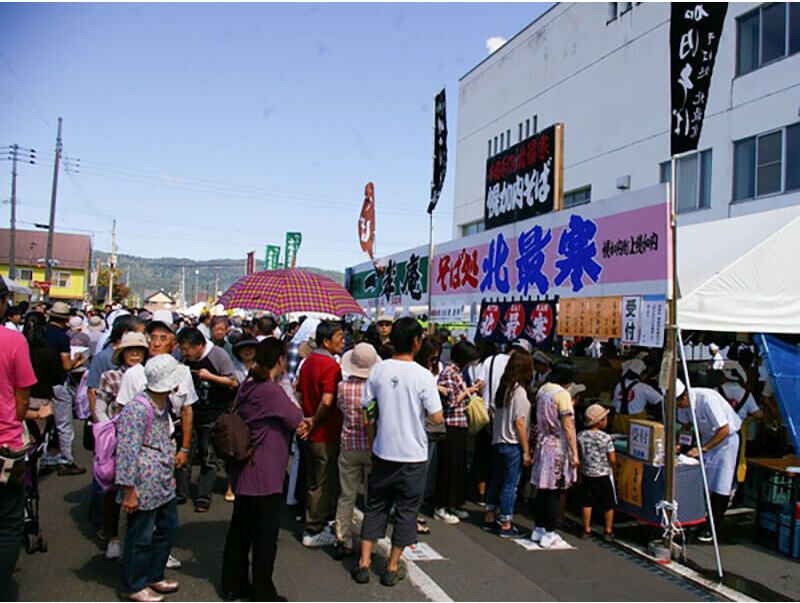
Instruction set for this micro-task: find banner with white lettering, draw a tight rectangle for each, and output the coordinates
[484,124,562,230]
[429,89,447,214]
[619,295,665,348]
[670,3,727,155]
[475,299,557,349]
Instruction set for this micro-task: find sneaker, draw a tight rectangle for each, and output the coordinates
[498,524,525,539]
[603,532,614,543]
[165,554,182,570]
[380,564,406,587]
[434,507,460,524]
[530,527,546,543]
[351,565,370,584]
[539,531,559,548]
[697,529,713,543]
[449,507,469,520]
[580,530,592,540]
[57,463,87,476]
[481,520,499,533]
[302,530,336,548]
[105,539,121,560]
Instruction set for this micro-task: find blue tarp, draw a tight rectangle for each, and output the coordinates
[756,334,800,456]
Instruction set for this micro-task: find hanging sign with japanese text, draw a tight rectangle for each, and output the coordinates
[433,185,669,309]
[265,245,281,271]
[475,299,557,348]
[557,296,621,339]
[348,245,429,310]
[670,3,727,155]
[246,251,255,276]
[620,295,666,348]
[485,123,563,230]
[285,232,302,269]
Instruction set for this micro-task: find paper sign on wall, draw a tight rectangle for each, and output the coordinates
[557,296,621,338]
[614,457,644,507]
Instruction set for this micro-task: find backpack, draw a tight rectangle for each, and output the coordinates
[211,393,256,463]
[92,401,154,492]
[74,371,91,420]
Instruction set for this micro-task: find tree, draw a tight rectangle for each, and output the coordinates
[96,266,131,303]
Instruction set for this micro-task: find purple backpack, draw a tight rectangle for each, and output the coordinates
[74,371,90,420]
[92,400,154,492]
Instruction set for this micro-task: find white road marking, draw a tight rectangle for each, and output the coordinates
[352,508,454,602]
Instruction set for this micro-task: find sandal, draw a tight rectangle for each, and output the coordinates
[416,516,427,525]
[417,522,431,535]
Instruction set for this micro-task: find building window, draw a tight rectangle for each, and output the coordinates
[619,2,632,15]
[607,2,618,24]
[461,220,485,237]
[563,186,591,208]
[518,123,523,142]
[737,3,799,76]
[525,119,530,138]
[488,139,492,157]
[16,268,33,281]
[493,136,498,155]
[659,149,712,213]
[56,271,71,288]
[732,124,799,201]
[533,115,538,134]
[506,129,511,148]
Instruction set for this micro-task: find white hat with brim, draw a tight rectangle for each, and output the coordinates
[510,339,533,355]
[621,358,647,376]
[341,343,380,379]
[675,378,686,398]
[144,354,188,393]
[147,309,175,333]
[377,314,393,324]
[49,301,71,319]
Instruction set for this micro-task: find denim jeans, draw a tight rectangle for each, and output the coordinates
[0,483,25,597]
[121,499,178,593]
[41,382,74,466]
[485,443,523,522]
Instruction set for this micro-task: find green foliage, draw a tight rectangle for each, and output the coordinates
[93,251,343,303]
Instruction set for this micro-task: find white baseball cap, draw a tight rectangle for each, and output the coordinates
[147,309,175,333]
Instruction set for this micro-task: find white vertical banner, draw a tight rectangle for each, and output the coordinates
[621,296,642,344]
[639,298,666,348]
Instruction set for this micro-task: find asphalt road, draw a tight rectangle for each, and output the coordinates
[11,427,719,602]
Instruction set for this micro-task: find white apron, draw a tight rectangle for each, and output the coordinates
[703,432,739,496]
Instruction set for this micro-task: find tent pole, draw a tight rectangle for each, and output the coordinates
[664,156,678,555]
[677,329,724,581]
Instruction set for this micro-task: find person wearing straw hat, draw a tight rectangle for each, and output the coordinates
[675,379,741,543]
[333,342,380,559]
[43,301,87,476]
[611,358,663,435]
[117,354,189,602]
[577,404,616,542]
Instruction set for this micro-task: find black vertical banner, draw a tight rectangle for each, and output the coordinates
[670,3,727,156]
[428,88,447,214]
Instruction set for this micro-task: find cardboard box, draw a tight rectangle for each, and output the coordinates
[628,419,665,464]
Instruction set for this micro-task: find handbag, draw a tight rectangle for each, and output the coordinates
[465,395,490,435]
[83,420,95,452]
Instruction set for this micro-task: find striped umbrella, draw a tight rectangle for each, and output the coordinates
[216,269,365,317]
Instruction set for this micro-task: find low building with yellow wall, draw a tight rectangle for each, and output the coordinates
[0,228,91,302]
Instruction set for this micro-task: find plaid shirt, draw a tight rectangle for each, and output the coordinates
[286,340,301,382]
[337,377,370,451]
[97,367,127,417]
[438,362,469,428]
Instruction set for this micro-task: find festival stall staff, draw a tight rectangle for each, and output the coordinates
[611,359,663,434]
[675,379,741,543]
[718,360,762,483]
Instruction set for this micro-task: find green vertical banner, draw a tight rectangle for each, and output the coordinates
[265,245,281,271]
[285,232,302,268]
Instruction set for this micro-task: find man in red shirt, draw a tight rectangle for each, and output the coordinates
[297,320,344,547]
[0,276,38,594]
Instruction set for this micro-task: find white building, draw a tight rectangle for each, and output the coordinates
[453,2,800,237]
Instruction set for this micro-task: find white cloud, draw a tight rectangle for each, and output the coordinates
[486,36,507,55]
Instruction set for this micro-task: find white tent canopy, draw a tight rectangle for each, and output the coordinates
[677,206,800,333]
[4,277,33,297]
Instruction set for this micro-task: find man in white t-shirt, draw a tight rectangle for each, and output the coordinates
[352,317,443,588]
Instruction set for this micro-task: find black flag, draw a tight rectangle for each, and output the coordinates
[670,3,727,156]
[428,88,447,214]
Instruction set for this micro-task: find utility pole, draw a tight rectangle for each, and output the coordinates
[43,118,63,302]
[105,219,116,306]
[180,265,186,308]
[3,145,35,280]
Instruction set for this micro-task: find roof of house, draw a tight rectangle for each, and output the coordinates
[0,229,92,271]
[144,289,175,303]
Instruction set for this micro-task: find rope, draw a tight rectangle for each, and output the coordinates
[655,499,686,561]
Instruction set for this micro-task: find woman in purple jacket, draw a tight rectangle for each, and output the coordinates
[221,338,303,602]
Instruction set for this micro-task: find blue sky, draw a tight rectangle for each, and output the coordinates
[1,2,550,271]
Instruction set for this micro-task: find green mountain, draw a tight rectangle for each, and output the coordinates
[92,251,343,305]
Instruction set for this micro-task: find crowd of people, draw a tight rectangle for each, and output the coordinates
[0,275,781,600]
